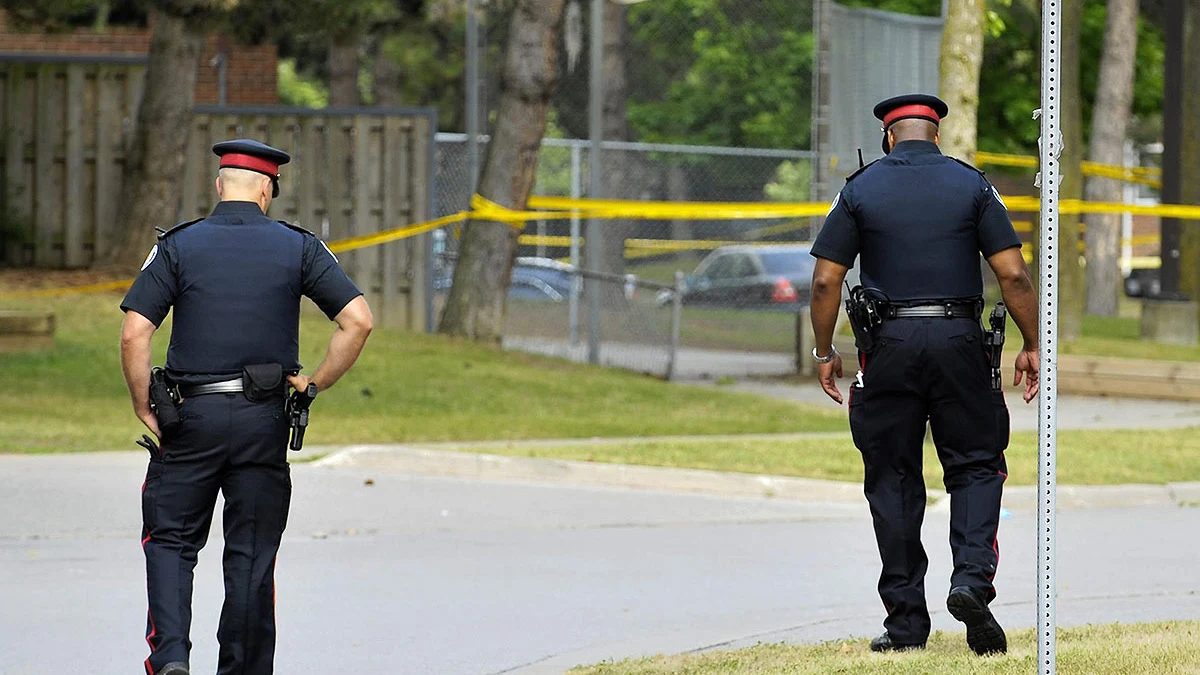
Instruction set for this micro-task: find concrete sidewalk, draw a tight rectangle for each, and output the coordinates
[310,443,1200,511]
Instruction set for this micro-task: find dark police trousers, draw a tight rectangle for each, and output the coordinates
[141,392,291,675]
[848,316,1009,645]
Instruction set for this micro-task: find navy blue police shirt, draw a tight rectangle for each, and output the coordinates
[810,140,1021,304]
[120,201,362,385]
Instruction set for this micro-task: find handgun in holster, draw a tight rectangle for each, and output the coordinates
[845,284,886,353]
[285,383,318,452]
[148,367,182,436]
[983,302,1007,392]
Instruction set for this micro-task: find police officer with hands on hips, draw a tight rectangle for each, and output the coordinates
[119,139,374,675]
[808,94,1040,656]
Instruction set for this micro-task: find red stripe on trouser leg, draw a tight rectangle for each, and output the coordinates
[142,527,157,674]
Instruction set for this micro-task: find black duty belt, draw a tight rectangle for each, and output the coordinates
[886,302,982,320]
[179,378,242,398]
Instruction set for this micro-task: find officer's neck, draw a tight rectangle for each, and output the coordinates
[890,139,940,153]
[217,198,268,214]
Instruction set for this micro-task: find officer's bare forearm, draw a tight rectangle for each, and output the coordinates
[810,258,850,354]
[987,247,1039,349]
[120,311,157,416]
[310,296,374,391]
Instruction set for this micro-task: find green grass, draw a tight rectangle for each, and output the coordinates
[571,622,1200,675]
[493,426,1200,487]
[0,293,844,453]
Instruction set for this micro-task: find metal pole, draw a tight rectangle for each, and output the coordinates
[466,0,481,195]
[1036,0,1062,669]
[667,270,683,380]
[585,0,604,364]
[1160,0,1184,297]
[569,143,583,345]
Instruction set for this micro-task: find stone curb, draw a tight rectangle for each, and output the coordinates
[310,444,1200,511]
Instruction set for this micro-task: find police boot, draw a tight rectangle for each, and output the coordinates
[158,663,189,675]
[947,586,1007,655]
[869,632,925,652]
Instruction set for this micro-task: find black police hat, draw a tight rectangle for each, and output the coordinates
[873,94,949,154]
[212,139,291,198]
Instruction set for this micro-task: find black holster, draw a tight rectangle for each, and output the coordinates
[149,367,182,435]
[845,285,885,353]
[983,302,1007,392]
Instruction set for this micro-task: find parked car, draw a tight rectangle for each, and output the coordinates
[435,255,575,303]
[1124,268,1161,298]
[675,245,819,310]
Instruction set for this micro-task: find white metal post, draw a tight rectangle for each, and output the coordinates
[466,0,481,194]
[1036,0,1062,670]
[586,0,604,364]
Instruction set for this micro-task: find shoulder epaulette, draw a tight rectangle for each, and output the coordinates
[949,156,988,178]
[276,220,314,236]
[845,159,879,183]
[156,217,203,239]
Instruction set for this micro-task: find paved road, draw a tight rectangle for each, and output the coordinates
[4,452,1200,674]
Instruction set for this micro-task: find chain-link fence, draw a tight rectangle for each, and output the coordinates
[433,134,820,378]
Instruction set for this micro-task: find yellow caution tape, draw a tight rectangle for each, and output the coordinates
[528,195,831,219]
[975,152,1163,188]
[0,278,133,299]
[328,212,469,254]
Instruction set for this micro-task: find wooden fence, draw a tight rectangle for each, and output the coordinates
[0,57,437,331]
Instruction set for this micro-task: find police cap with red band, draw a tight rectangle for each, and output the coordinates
[212,139,291,198]
[872,94,949,154]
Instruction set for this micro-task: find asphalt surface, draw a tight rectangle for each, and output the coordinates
[4,452,1200,675]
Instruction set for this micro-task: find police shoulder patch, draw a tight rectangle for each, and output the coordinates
[827,192,842,215]
[991,185,1008,209]
[140,244,158,271]
[321,240,339,263]
[156,217,203,240]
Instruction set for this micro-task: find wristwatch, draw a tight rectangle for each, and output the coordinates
[812,345,838,364]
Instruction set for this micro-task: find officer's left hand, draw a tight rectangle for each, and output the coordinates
[287,373,316,393]
[818,354,845,404]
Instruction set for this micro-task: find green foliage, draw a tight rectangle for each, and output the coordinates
[764,160,813,202]
[978,0,1165,154]
[277,59,328,108]
[624,0,814,150]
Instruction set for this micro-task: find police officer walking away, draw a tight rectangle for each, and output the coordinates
[808,95,1041,656]
[119,139,374,675]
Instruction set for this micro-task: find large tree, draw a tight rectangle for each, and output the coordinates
[1180,0,1200,306]
[938,0,987,162]
[107,3,214,268]
[438,0,566,340]
[1083,0,1139,316]
[1057,0,1086,341]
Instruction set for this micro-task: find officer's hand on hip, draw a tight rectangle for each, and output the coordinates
[1013,347,1040,404]
[138,409,161,442]
[287,372,316,393]
[818,354,845,404]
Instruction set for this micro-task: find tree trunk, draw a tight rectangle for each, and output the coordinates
[372,35,403,107]
[938,0,986,162]
[328,38,360,107]
[1180,0,1200,306]
[438,0,566,340]
[598,2,632,279]
[1083,0,1139,316]
[1058,0,1086,340]
[105,9,204,268]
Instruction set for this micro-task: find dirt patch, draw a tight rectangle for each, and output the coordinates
[0,266,133,292]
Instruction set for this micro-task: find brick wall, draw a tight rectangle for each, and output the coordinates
[0,11,277,105]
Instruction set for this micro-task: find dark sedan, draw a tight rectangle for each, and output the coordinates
[679,245,816,309]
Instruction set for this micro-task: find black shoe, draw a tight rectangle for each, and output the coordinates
[947,586,1007,655]
[158,663,189,675]
[869,632,926,652]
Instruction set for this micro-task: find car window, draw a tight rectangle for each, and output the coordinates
[702,255,735,280]
[728,254,758,279]
[758,250,815,277]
